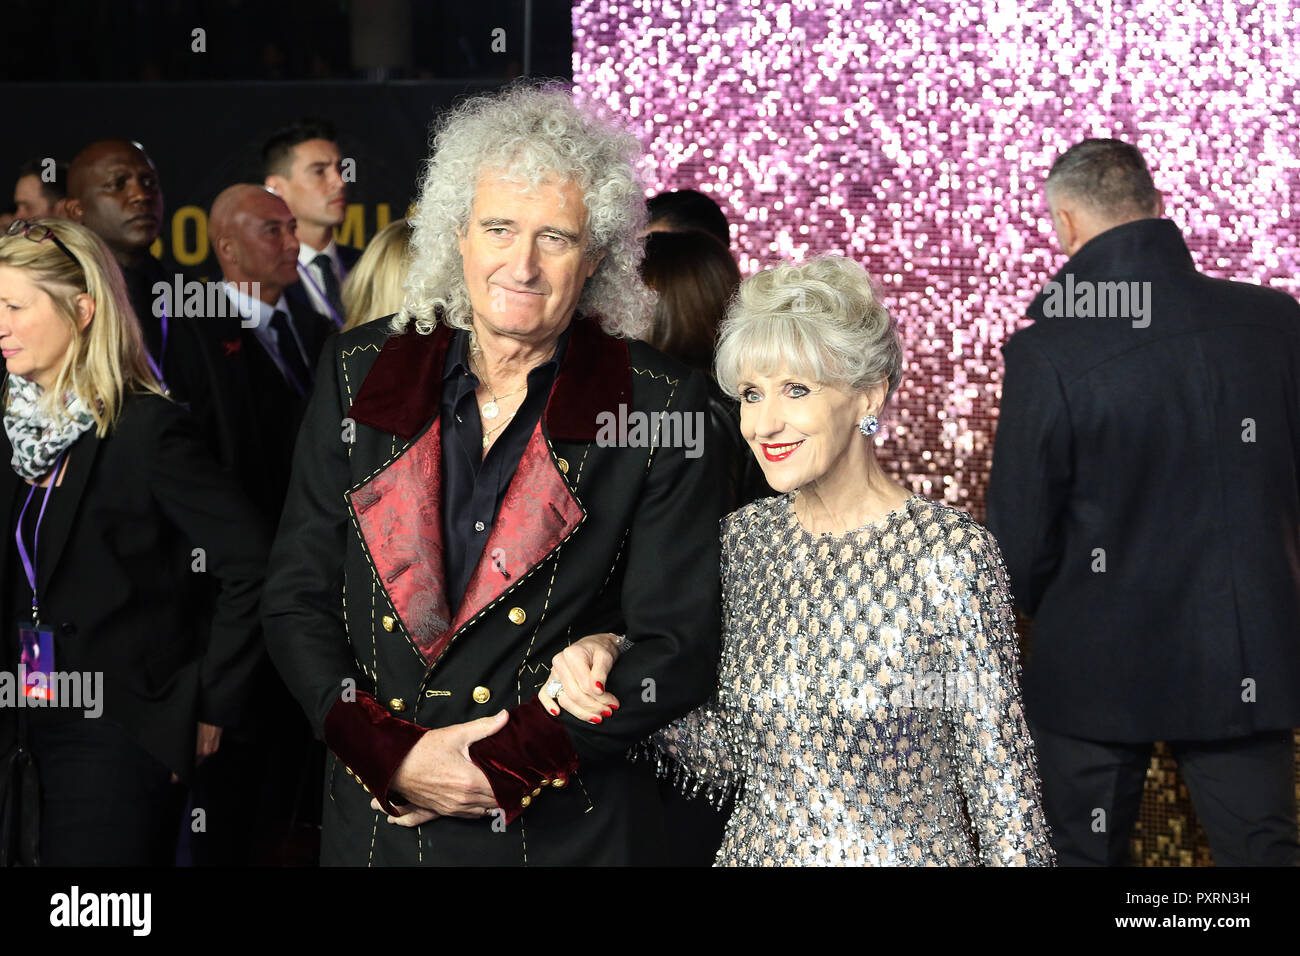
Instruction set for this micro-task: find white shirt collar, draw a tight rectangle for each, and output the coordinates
[221,281,289,330]
[297,237,340,270]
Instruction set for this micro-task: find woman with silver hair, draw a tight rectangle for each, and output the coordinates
[540,255,1056,866]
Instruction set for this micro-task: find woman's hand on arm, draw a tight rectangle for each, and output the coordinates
[537,632,624,722]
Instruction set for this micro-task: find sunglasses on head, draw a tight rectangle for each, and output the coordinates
[5,219,80,267]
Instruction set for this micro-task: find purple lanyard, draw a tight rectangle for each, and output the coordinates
[15,449,67,625]
[146,305,169,387]
[295,260,344,328]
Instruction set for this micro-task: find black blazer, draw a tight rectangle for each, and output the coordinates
[987,218,1300,741]
[168,288,335,529]
[0,389,269,780]
[263,315,726,866]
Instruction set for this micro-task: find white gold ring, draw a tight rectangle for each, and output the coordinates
[544,680,563,699]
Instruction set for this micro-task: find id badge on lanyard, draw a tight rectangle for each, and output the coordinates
[15,450,66,703]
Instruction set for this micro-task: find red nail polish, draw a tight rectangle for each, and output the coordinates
[589,717,601,724]
[595,682,604,691]
[550,708,559,716]
[610,703,619,711]
[602,709,612,717]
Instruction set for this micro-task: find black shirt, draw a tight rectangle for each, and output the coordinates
[439,327,570,616]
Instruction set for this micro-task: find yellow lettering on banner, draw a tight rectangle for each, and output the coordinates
[150,238,163,259]
[376,203,391,231]
[172,206,208,267]
[336,203,366,249]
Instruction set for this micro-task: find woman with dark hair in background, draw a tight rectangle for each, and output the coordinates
[637,228,770,865]
[640,229,771,510]
[0,218,266,865]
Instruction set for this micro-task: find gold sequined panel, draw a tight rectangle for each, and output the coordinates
[654,492,1056,866]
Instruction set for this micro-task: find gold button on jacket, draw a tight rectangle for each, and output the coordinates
[520,795,532,809]
[381,615,395,632]
[507,606,526,625]
[472,686,491,704]
[389,697,406,712]
[556,457,569,474]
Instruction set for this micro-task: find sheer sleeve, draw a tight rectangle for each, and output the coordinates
[938,522,1056,866]
[639,516,744,805]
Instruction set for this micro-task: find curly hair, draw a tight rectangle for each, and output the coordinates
[394,82,653,339]
[714,256,903,405]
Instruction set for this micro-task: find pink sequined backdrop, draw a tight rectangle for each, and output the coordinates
[572,0,1300,519]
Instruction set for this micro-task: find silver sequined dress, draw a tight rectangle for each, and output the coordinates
[651,493,1056,866]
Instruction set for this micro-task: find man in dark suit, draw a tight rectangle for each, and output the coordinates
[263,118,360,328]
[62,139,229,489]
[187,183,335,525]
[168,183,333,864]
[262,85,726,866]
[987,138,1300,866]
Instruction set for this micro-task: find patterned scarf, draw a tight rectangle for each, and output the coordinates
[3,374,98,481]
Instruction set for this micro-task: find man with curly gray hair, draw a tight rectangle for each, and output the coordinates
[262,83,726,865]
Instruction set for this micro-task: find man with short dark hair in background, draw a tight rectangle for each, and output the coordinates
[13,157,66,219]
[263,117,359,327]
[987,138,1300,866]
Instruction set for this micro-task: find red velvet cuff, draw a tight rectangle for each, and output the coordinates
[467,697,581,825]
[323,692,428,815]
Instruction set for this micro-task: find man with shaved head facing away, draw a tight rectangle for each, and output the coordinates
[987,138,1300,866]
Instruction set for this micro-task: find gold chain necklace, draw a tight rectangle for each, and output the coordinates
[481,410,518,449]
[471,353,528,420]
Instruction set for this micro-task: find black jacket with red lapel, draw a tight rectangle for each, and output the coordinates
[263,314,727,866]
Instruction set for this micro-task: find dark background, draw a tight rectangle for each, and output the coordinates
[1,0,574,276]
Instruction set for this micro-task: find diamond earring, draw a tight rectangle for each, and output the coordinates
[858,414,879,436]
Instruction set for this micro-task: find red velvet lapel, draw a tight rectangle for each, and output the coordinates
[347,322,454,440]
[347,422,452,662]
[544,315,632,440]
[344,314,630,666]
[347,314,632,440]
